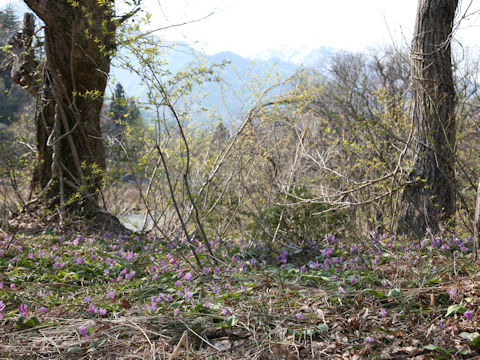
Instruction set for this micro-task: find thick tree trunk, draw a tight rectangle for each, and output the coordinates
[399,0,458,237]
[8,13,54,194]
[18,1,116,215]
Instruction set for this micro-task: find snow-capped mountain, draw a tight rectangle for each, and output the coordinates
[252,45,337,67]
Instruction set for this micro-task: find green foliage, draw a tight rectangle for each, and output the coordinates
[108,82,143,131]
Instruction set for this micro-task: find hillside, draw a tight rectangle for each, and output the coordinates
[109,43,333,124]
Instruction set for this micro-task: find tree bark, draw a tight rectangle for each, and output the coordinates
[399,0,458,237]
[16,1,116,215]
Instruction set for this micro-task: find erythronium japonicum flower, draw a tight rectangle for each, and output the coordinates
[0,300,5,319]
[464,310,474,320]
[79,325,89,340]
[18,304,27,317]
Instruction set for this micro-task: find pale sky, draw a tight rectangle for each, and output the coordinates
[144,0,480,57]
[3,0,480,57]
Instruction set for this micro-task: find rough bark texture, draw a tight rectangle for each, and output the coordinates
[399,0,458,237]
[8,14,54,194]
[16,0,116,215]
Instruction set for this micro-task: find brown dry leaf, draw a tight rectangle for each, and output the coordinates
[348,317,361,330]
[335,332,348,343]
[391,346,421,356]
[120,299,132,309]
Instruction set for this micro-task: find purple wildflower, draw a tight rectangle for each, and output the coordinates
[18,304,27,317]
[79,325,89,339]
[446,288,459,302]
[465,310,474,320]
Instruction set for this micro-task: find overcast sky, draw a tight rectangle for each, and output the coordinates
[2,0,480,57]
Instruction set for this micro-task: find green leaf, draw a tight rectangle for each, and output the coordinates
[363,288,386,299]
[446,304,465,317]
[317,323,329,332]
[460,332,480,346]
[386,288,401,298]
[15,316,40,329]
[424,343,460,356]
[424,344,442,351]
[225,315,238,327]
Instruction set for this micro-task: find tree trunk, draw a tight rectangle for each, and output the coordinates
[399,0,458,237]
[17,1,116,215]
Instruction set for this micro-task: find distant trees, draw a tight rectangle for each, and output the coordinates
[0,9,28,125]
[399,0,458,236]
[107,82,141,138]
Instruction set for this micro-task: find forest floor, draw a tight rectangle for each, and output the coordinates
[0,222,479,359]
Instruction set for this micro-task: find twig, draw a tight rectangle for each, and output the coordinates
[127,319,156,359]
[168,330,188,360]
[155,145,201,269]
[473,180,480,261]
[178,320,222,352]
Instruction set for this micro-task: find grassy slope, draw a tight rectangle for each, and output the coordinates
[0,229,478,359]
